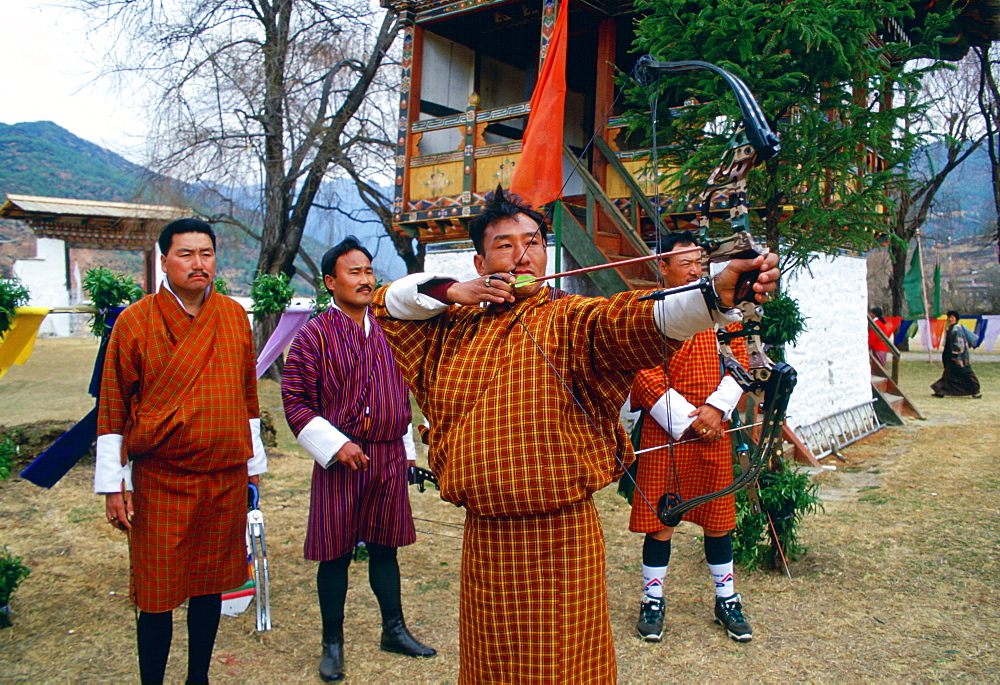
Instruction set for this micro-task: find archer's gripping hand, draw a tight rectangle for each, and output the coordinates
[714,253,780,308]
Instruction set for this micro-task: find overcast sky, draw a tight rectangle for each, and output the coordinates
[0,3,148,163]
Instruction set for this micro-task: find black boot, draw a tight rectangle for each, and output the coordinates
[319,636,345,681]
[380,616,436,657]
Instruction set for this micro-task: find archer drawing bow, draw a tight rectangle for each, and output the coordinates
[247,483,271,631]
[634,57,796,527]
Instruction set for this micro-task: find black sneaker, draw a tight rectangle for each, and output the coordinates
[636,596,665,641]
[714,593,752,642]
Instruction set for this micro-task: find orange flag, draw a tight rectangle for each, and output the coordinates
[509,0,568,209]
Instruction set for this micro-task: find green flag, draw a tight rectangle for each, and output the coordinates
[932,260,941,318]
[903,244,924,317]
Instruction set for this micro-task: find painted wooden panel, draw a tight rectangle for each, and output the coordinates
[409,161,464,200]
[475,154,520,193]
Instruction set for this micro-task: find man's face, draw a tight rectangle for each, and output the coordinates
[324,249,375,310]
[161,231,216,298]
[473,213,547,298]
[656,242,702,289]
[948,314,958,326]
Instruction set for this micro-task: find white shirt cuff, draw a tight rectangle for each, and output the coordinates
[402,423,417,462]
[385,273,453,320]
[652,288,741,341]
[705,375,744,421]
[248,418,268,476]
[296,416,350,469]
[649,390,697,440]
[94,433,132,493]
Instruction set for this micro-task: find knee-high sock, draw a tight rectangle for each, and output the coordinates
[186,593,222,684]
[137,610,173,685]
[704,533,736,598]
[317,553,352,642]
[366,542,402,623]
[641,535,671,599]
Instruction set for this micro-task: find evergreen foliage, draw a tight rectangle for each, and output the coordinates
[0,437,16,481]
[250,273,294,314]
[0,547,30,628]
[82,267,144,337]
[733,459,823,571]
[760,291,807,362]
[630,0,953,272]
[0,278,30,335]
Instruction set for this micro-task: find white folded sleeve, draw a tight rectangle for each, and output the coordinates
[651,288,741,342]
[248,418,268,476]
[94,434,132,493]
[402,424,417,462]
[705,375,744,421]
[649,390,698,440]
[384,273,454,320]
[296,416,350,469]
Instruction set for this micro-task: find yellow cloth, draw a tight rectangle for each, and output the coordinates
[0,307,50,379]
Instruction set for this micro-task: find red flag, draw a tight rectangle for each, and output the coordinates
[509,0,568,209]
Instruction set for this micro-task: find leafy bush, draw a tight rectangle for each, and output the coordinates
[213,277,230,296]
[0,438,16,481]
[733,459,822,571]
[82,267,144,337]
[311,290,332,318]
[760,292,807,363]
[0,278,30,336]
[0,547,31,628]
[250,273,294,314]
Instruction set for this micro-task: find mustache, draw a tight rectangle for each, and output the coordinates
[188,271,210,278]
[356,285,372,293]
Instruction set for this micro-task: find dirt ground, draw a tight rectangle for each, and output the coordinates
[1,337,998,683]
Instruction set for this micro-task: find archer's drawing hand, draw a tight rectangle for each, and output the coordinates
[714,253,780,307]
[335,441,369,471]
[448,274,516,305]
[105,491,133,531]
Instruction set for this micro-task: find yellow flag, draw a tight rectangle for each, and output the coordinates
[0,307,50,379]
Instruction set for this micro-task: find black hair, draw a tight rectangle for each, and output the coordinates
[321,236,374,282]
[158,218,217,254]
[467,185,546,255]
[659,230,700,258]
[870,306,884,320]
[947,309,961,320]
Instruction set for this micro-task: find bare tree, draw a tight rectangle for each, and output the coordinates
[974,44,1000,263]
[73,0,419,353]
[885,55,987,316]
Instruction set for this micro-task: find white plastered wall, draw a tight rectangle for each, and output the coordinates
[782,253,871,429]
[14,237,70,337]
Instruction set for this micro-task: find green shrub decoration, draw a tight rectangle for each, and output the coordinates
[733,459,823,571]
[82,267,144,337]
[311,290,332,318]
[250,273,294,314]
[0,547,31,628]
[759,291,807,363]
[213,278,230,296]
[0,278,30,336]
[0,438,16,481]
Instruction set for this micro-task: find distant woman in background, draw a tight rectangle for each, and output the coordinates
[868,307,891,369]
[932,310,982,398]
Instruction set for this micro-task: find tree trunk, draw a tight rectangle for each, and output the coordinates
[888,240,908,318]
